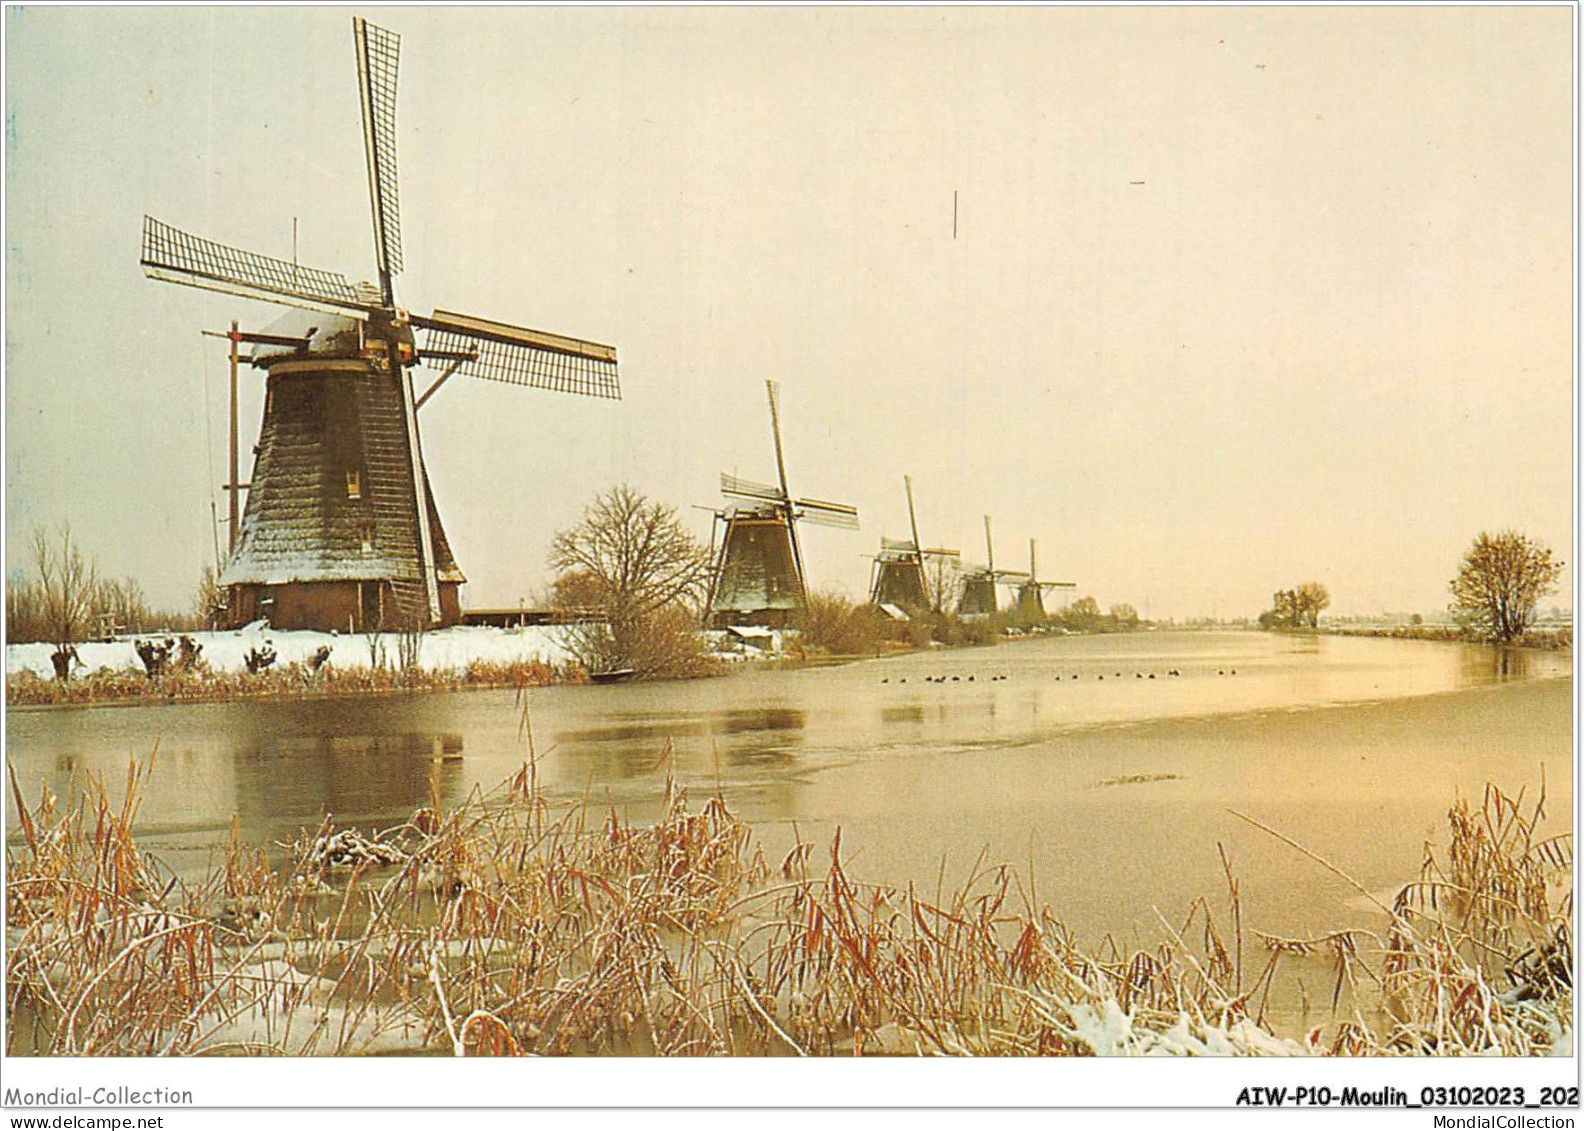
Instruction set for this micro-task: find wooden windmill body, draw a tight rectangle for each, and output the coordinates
[868,476,958,614]
[142,19,620,632]
[705,382,858,628]
[1013,538,1077,621]
[957,515,1028,618]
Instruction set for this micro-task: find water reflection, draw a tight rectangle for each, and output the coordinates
[725,745,796,767]
[556,719,711,746]
[6,631,1571,860]
[713,707,806,735]
[714,708,805,766]
[1459,645,1536,683]
[233,730,465,825]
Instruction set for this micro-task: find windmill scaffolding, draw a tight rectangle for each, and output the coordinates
[141,17,620,632]
[705,381,859,628]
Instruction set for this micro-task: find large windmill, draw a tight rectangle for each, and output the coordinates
[868,476,958,614]
[141,17,619,632]
[956,515,1028,618]
[1012,538,1076,622]
[704,381,858,628]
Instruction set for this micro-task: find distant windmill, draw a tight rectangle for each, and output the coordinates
[957,515,1028,618]
[141,17,620,632]
[1013,538,1076,621]
[705,381,859,627]
[868,476,959,614]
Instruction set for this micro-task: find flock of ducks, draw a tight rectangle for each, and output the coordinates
[880,668,1239,684]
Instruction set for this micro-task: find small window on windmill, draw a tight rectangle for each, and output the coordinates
[346,469,362,499]
[359,520,375,553]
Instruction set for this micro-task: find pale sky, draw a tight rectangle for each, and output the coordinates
[4,6,1574,619]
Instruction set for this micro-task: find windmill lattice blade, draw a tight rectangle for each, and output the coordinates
[418,314,620,399]
[354,17,403,288]
[141,216,368,315]
[720,473,785,504]
[795,498,860,530]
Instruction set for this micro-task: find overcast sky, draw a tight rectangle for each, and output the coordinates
[5,6,1573,619]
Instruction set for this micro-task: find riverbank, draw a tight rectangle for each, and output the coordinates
[1319,623,1572,651]
[6,750,1568,1056]
[6,657,583,708]
[5,624,588,707]
[5,618,1113,707]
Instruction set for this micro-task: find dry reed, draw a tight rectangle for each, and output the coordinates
[5,751,1570,1057]
[7,658,580,708]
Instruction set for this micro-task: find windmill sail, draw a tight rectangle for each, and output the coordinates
[794,498,860,529]
[141,217,369,317]
[416,310,620,400]
[720,473,784,504]
[355,16,404,297]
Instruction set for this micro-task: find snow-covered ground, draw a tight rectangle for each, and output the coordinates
[6,622,577,679]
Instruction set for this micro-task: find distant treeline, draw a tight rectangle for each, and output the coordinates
[1323,623,1571,652]
[792,592,1146,658]
[7,524,214,646]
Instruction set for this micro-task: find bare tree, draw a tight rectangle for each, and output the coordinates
[550,485,712,618]
[93,576,152,637]
[1450,530,1564,643]
[396,624,425,672]
[923,552,963,617]
[550,485,713,678]
[194,564,226,630]
[32,523,97,650]
[6,573,47,643]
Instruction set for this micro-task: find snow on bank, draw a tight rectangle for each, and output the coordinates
[6,622,576,680]
[1066,1000,1309,1057]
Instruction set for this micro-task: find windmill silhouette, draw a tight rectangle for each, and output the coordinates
[141,18,620,631]
[869,476,958,614]
[705,381,858,627]
[1013,538,1076,622]
[956,515,1028,618]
